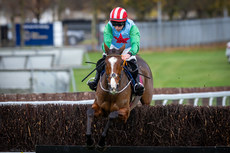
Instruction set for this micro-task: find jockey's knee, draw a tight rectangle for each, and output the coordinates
[127,59,138,74]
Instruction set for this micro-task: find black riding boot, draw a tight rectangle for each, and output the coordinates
[127,59,145,96]
[134,72,145,96]
[87,71,100,91]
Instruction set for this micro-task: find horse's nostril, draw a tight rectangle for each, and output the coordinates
[112,73,116,78]
[110,87,116,94]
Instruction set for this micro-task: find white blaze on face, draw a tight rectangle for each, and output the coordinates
[108,57,117,89]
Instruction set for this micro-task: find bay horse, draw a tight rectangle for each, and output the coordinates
[86,44,153,151]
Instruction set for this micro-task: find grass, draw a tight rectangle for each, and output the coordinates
[71,46,230,92]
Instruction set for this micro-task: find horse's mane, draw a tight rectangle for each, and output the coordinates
[106,54,121,58]
[107,48,122,56]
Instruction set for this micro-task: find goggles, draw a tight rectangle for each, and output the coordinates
[111,21,125,27]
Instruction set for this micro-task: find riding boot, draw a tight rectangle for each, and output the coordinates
[127,59,145,96]
[134,72,145,96]
[87,71,100,91]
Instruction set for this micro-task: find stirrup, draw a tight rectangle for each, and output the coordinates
[87,77,98,91]
[87,77,95,85]
[134,83,144,96]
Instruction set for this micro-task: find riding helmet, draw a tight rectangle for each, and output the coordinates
[110,7,127,22]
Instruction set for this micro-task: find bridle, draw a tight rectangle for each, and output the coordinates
[99,75,131,94]
[99,55,131,94]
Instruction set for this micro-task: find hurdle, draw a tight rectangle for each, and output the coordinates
[36,145,230,153]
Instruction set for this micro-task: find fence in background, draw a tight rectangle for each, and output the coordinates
[0,69,71,93]
[0,54,55,69]
[0,47,85,68]
[137,17,230,48]
[0,47,88,93]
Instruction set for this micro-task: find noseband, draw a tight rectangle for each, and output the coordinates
[99,73,131,94]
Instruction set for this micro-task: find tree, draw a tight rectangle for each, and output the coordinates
[1,0,25,46]
[124,0,156,21]
[192,0,218,18]
[25,0,52,23]
[177,0,194,19]
[161,0,179,20]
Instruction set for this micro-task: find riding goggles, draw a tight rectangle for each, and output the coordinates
[111,21,125,27]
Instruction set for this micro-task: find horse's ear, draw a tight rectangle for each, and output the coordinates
[104,43,110,54]
[119,44,125,55]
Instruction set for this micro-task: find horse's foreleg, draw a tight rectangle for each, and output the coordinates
[118,107,130,123]
[97,111,119,150]
[86,102,103,148]
[86,108,95,148]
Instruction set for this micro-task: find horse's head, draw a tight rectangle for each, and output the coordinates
[104,43,125,94]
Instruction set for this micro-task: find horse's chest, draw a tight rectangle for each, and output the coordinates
[97,96,129,112]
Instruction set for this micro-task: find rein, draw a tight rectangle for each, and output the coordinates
[122,57,127,70]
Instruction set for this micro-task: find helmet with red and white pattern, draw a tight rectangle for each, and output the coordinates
[110,7,127,22]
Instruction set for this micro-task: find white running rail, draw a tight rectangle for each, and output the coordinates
[152,91,230,106]
[0,91,230,106]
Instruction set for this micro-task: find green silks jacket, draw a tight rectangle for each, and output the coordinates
[102,19,140,56]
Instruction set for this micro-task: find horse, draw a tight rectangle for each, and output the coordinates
[86,43,153,151]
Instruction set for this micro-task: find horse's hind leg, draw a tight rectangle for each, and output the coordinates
[86,108,95,148]
[97,111,119,151]
[141,82,153,105]
[140,93,152,105]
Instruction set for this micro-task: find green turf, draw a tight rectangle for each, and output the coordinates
[71,47,230,92]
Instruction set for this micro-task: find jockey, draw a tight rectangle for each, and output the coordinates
[88,7,144,96]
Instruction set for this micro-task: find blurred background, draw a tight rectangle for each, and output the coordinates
[0,0,230,94]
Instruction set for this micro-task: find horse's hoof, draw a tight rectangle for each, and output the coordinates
[86,135,95,150]
[86,141,95,150]
[96,144,107,152]
[86,145,95,150]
